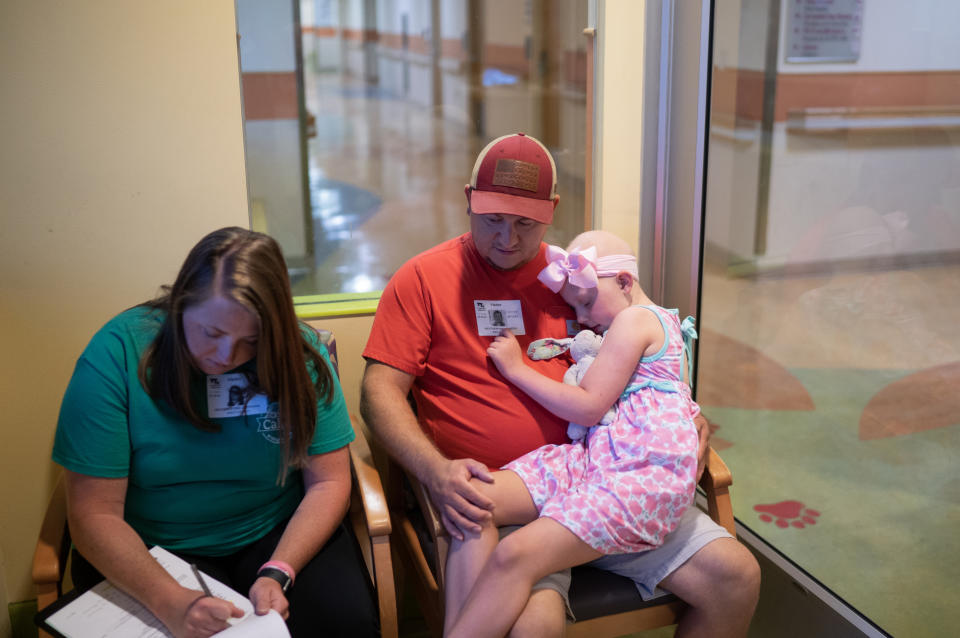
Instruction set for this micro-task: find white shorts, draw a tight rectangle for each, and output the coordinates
[590,505,733,600]
[503,504,732,622]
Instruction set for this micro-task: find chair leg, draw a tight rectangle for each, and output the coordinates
[393,520,444,637]
[373,536,398,638]
[37,582,60,637]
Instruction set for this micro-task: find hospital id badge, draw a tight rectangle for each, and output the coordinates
[206,373,269,418]
[474,300,525,336]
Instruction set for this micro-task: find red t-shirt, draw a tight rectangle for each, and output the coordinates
[363,234,577,468]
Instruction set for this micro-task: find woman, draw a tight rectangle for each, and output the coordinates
[52,227,378,637]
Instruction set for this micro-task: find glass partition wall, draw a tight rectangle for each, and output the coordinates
[697,1,960,636]
[285,0,589,296]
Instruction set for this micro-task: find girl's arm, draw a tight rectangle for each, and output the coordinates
[248,445,352,617]
[488,306,664,426]
[66,472,245,638]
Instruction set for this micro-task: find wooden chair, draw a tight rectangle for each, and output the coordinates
[347,418,398,638]
[32,329,398,638]
[384,436,735,637]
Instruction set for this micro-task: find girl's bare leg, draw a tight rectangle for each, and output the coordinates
[447,517,602,638]
[443,470,539,635]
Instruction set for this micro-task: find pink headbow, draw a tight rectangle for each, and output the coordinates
[538,245,640,293]
[538,246,599,292]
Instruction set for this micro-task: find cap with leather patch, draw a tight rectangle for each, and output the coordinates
[468,133,558,224]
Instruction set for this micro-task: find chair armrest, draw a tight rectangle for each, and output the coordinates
[699,447,732,491]
[404,469,450,591]
[410,474,446,542]
[349,417,391,538]
[348,416,398,638]
[698,447,736,537]
[33,472,69,609]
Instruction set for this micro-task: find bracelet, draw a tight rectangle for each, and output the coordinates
[257,566,292,593]
[259,560,296,584]
[185,593,210,615]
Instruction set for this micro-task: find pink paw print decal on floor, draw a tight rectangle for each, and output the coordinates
[753,500,820,529]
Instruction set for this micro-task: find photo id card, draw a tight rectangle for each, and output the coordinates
[474,300,525,336]
[206,373,269,419]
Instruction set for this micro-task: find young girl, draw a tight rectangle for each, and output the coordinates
[443,230,701,638]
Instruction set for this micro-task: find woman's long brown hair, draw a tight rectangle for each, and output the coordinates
[138,227,334,478]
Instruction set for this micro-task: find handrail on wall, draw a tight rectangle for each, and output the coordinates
[787,105,960,133]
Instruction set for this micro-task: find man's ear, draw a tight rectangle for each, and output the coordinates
[552,194,560,210]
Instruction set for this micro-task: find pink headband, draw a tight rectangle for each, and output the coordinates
[538,245,639,293]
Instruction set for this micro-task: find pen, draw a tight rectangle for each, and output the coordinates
[190,563,213,597]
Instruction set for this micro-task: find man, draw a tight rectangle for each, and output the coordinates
[361,133,759,637]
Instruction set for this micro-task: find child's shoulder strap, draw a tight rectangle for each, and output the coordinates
[678,314,698,387]
[635,305,698,384]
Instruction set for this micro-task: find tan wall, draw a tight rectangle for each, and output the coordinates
[304,315,376,423]
[0,1,249,603]
[595,1,646,253]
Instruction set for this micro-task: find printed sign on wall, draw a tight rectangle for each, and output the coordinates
[785,0,863,63]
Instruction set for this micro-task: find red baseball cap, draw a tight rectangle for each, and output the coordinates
[468,133,558,224]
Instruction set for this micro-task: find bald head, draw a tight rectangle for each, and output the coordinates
[567,230,635,259]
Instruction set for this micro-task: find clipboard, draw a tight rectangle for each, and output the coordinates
[34,546,290,638]
[34,588,84,638]
[35,575,175,638]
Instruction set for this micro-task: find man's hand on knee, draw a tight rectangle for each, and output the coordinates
[425,457,495,539]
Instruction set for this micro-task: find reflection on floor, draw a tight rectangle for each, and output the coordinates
[699,259,960,638]
[295,72,584,296]
[289,176,382,292]
[290,73,475,295]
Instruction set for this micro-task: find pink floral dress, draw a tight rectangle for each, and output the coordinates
[504,305,700,554]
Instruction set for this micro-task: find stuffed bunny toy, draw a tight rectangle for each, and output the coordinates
[527,329,617,440]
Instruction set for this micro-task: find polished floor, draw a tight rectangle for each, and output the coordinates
[293,72,585,297]
[698,257,960,638]
[295,66,959,637]
[295,77,475,295]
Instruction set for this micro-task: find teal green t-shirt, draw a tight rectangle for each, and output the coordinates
[52,306,354,556]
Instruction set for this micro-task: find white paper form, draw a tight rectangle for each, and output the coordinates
[43,546,290,638]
